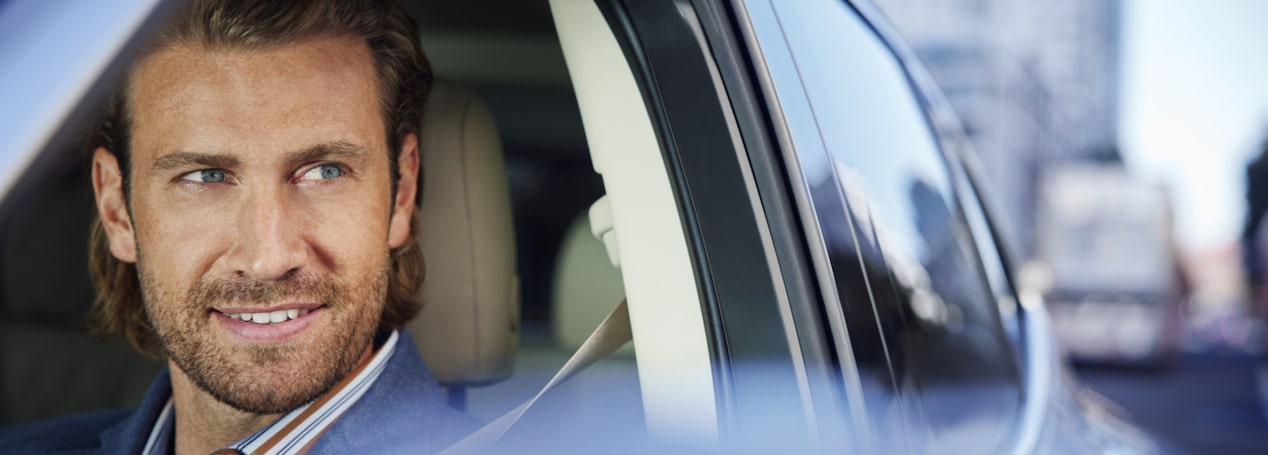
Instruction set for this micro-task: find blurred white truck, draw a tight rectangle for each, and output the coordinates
[1036,164,1187,366]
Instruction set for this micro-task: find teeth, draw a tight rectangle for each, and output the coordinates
[225,309,309,325]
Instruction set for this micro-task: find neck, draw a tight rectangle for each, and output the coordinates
[166,344,375,454]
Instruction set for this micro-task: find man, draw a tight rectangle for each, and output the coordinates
[0,0,477,453]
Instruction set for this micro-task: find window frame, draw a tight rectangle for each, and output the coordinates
[591,0,853,445]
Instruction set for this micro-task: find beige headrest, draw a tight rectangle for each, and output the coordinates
[411,81,519,386]
[550,212,632,355]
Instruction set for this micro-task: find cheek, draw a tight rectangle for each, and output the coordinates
[293,195,393,265]
[132,198,231,279]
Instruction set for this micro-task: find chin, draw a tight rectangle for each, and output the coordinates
[192,333,371,414]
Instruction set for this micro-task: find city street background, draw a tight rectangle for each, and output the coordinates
[871,0,1268,453]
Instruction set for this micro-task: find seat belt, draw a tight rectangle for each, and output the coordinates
[439,298,632,454]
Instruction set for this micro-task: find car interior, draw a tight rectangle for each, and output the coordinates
[0,0,643,440]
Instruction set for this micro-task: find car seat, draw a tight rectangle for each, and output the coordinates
[411,81,520,389]
[551,212,630,355]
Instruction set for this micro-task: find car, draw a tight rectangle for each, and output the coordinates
[0,0,1177,453]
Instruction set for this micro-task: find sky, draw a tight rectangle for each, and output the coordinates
[1119,0,1268,251]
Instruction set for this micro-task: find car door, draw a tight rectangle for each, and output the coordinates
[559,0,1024,449]
[554,0,845,447]
[555,0,1173,453]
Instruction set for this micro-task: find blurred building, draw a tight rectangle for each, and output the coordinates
[870,0,1122,258]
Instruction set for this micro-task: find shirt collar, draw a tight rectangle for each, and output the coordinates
[142,330,401,455]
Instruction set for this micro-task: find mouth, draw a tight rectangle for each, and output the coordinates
[219,308,313,325]
[211,304,325,342]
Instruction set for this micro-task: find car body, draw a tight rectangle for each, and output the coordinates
[0,0,1177,453]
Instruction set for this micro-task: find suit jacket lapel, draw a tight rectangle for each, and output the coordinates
[98,369,172,455]
[307,330,478,453]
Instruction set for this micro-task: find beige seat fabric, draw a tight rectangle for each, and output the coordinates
[551,212,631,355]
[411,81,519,386]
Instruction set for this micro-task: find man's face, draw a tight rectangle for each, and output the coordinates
[92,35,419,413]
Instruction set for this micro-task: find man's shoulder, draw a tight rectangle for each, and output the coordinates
[0,369,168,455]
[311,330,483,452]
[0,409,133,454]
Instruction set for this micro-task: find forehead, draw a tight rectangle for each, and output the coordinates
[127,35,383,161]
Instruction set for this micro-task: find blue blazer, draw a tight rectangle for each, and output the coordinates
[0,330,480,454]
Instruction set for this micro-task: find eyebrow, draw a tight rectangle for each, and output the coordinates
[151,151,240,174]
[150,141,368,174]
[283,141,367,168]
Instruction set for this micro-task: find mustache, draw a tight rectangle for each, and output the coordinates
[188,273,342,307]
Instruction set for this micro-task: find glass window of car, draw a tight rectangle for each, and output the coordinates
[767,0,1022,452]
[952,155,1026,359]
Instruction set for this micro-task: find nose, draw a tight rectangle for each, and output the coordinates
[226,184,309,281]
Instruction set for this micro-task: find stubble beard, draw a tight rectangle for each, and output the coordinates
[139,259,389,415]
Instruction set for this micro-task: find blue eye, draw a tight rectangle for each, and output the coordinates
[298,164,346,182]
[319,164,342,179]
[200,169,226,183]
[181,169,226,183]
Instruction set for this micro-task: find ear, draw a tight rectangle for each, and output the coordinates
[92,147,138,263]
[387,132,419,249]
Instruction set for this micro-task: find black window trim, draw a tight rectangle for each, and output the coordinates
[592,0,855,440]
[724,0,878,448]
[688,0,855,439]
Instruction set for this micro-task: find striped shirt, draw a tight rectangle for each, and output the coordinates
[141,331,401,455]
